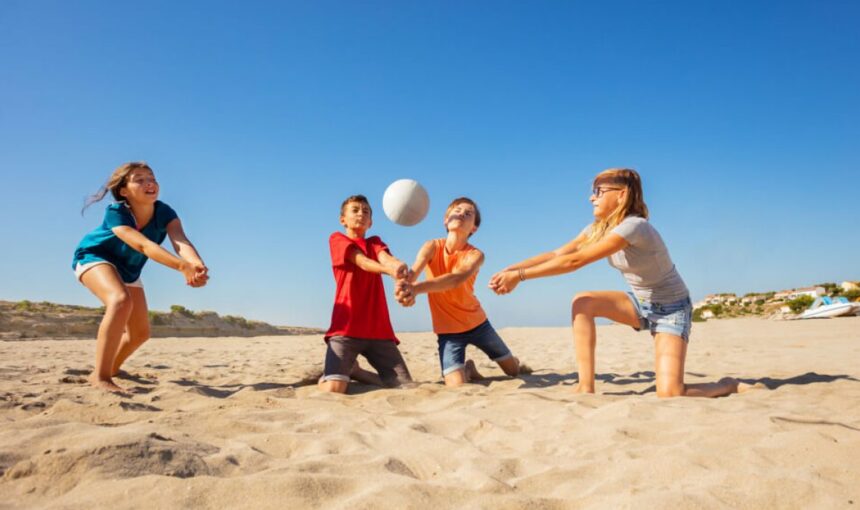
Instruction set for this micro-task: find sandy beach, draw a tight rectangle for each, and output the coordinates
[1,317,859,509]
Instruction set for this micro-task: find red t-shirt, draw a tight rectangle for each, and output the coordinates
[325,232,399,343]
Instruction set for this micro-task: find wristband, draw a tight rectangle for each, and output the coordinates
[518,268,526,281]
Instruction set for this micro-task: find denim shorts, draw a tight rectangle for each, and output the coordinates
[437,320,513,376]
[626,293,693,342]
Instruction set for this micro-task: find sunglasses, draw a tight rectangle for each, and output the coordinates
[592,187,623,198]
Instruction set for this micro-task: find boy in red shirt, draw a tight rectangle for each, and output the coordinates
[320,194,413,393]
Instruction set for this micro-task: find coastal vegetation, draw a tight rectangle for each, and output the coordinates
[0,300,323,340]
[692,281,860,322]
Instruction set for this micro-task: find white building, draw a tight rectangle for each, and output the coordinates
[842,281,859,292]
[786,286,826,300]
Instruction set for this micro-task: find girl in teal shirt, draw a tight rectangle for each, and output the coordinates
[73,162,209,393]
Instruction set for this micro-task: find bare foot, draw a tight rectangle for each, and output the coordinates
[465,360,484,382]
[88,373,125,393]
[517,362,533,375]
[571,383,595,394]
[718,377,741,394]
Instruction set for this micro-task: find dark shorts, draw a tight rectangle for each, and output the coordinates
[436,320,513,376]
[323,336,412,387]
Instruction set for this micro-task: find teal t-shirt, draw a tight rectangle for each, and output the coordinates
[72,201,178,283]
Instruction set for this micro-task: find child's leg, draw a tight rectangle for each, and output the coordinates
[436,337,475,387]
[496,356,520,377]
[445,359,484,386]
[111,286,151,376]
[570,291,641,393]
[318,337,360,393]
[364,342,413,388]
[468,321,520,377]
[653,333,739,398]
[350,361,385,387]
[79,265,134,392]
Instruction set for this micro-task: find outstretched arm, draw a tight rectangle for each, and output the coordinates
[166,219,208,286]
[491,233,628,294]
[489,230,587,289]
[409,240,437,283]
[412,250,484,296]
[350,248,408,279]
[112,225,207,286]
[166,219,206,264]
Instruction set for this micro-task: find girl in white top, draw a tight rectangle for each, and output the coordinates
[489,168,750,398]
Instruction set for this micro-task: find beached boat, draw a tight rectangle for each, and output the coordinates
[798,296,857,319]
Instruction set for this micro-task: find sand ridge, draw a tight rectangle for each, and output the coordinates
[1,318,859,509]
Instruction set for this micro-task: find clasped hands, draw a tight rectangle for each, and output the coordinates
[487,269,520,295]
[181,261,209,288]
[389,262,417,307]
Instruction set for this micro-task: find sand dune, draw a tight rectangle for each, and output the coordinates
[1,318,859,509]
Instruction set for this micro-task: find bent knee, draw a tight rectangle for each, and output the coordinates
[319,379,349,393]
[571,292,599,316]
[105,290,133,313]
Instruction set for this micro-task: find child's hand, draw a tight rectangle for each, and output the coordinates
[189,265,209,288]
[395,279,415,307]
[488,271,506,291]
[180,262,208,287]
[489,270,520,295]
[389,261,409,280]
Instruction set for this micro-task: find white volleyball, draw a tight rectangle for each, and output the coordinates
[382,179,430,226]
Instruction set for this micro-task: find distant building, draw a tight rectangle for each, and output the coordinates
[773,290,792,301]
[786,286,826,299]
[701,310,715,319]
[842,281,859,292]
[775,286,826,301]
[704,293,736,304]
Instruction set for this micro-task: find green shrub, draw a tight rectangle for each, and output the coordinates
[224,315,252,329]
[148,311,166,325]
[170,305,195,318]
[15,300,33,311]
[839,289,860,301]
[787,295,815,313]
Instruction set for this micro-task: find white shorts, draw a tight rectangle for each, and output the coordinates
[74,261,143,288]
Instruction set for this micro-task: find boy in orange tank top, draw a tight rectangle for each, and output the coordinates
[396,197,524,387]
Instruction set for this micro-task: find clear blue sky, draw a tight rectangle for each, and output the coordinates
[1,1,858,330]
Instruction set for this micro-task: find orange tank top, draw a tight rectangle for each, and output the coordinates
[426,238,487,334]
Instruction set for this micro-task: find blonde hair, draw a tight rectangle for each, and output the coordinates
[82,162,153,214]
[582,168,649,246]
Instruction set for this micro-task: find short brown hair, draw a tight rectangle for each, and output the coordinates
[340,194,372,216]
[445,197,481,229]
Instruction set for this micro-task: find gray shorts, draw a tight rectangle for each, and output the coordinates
[323,336,413,387]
